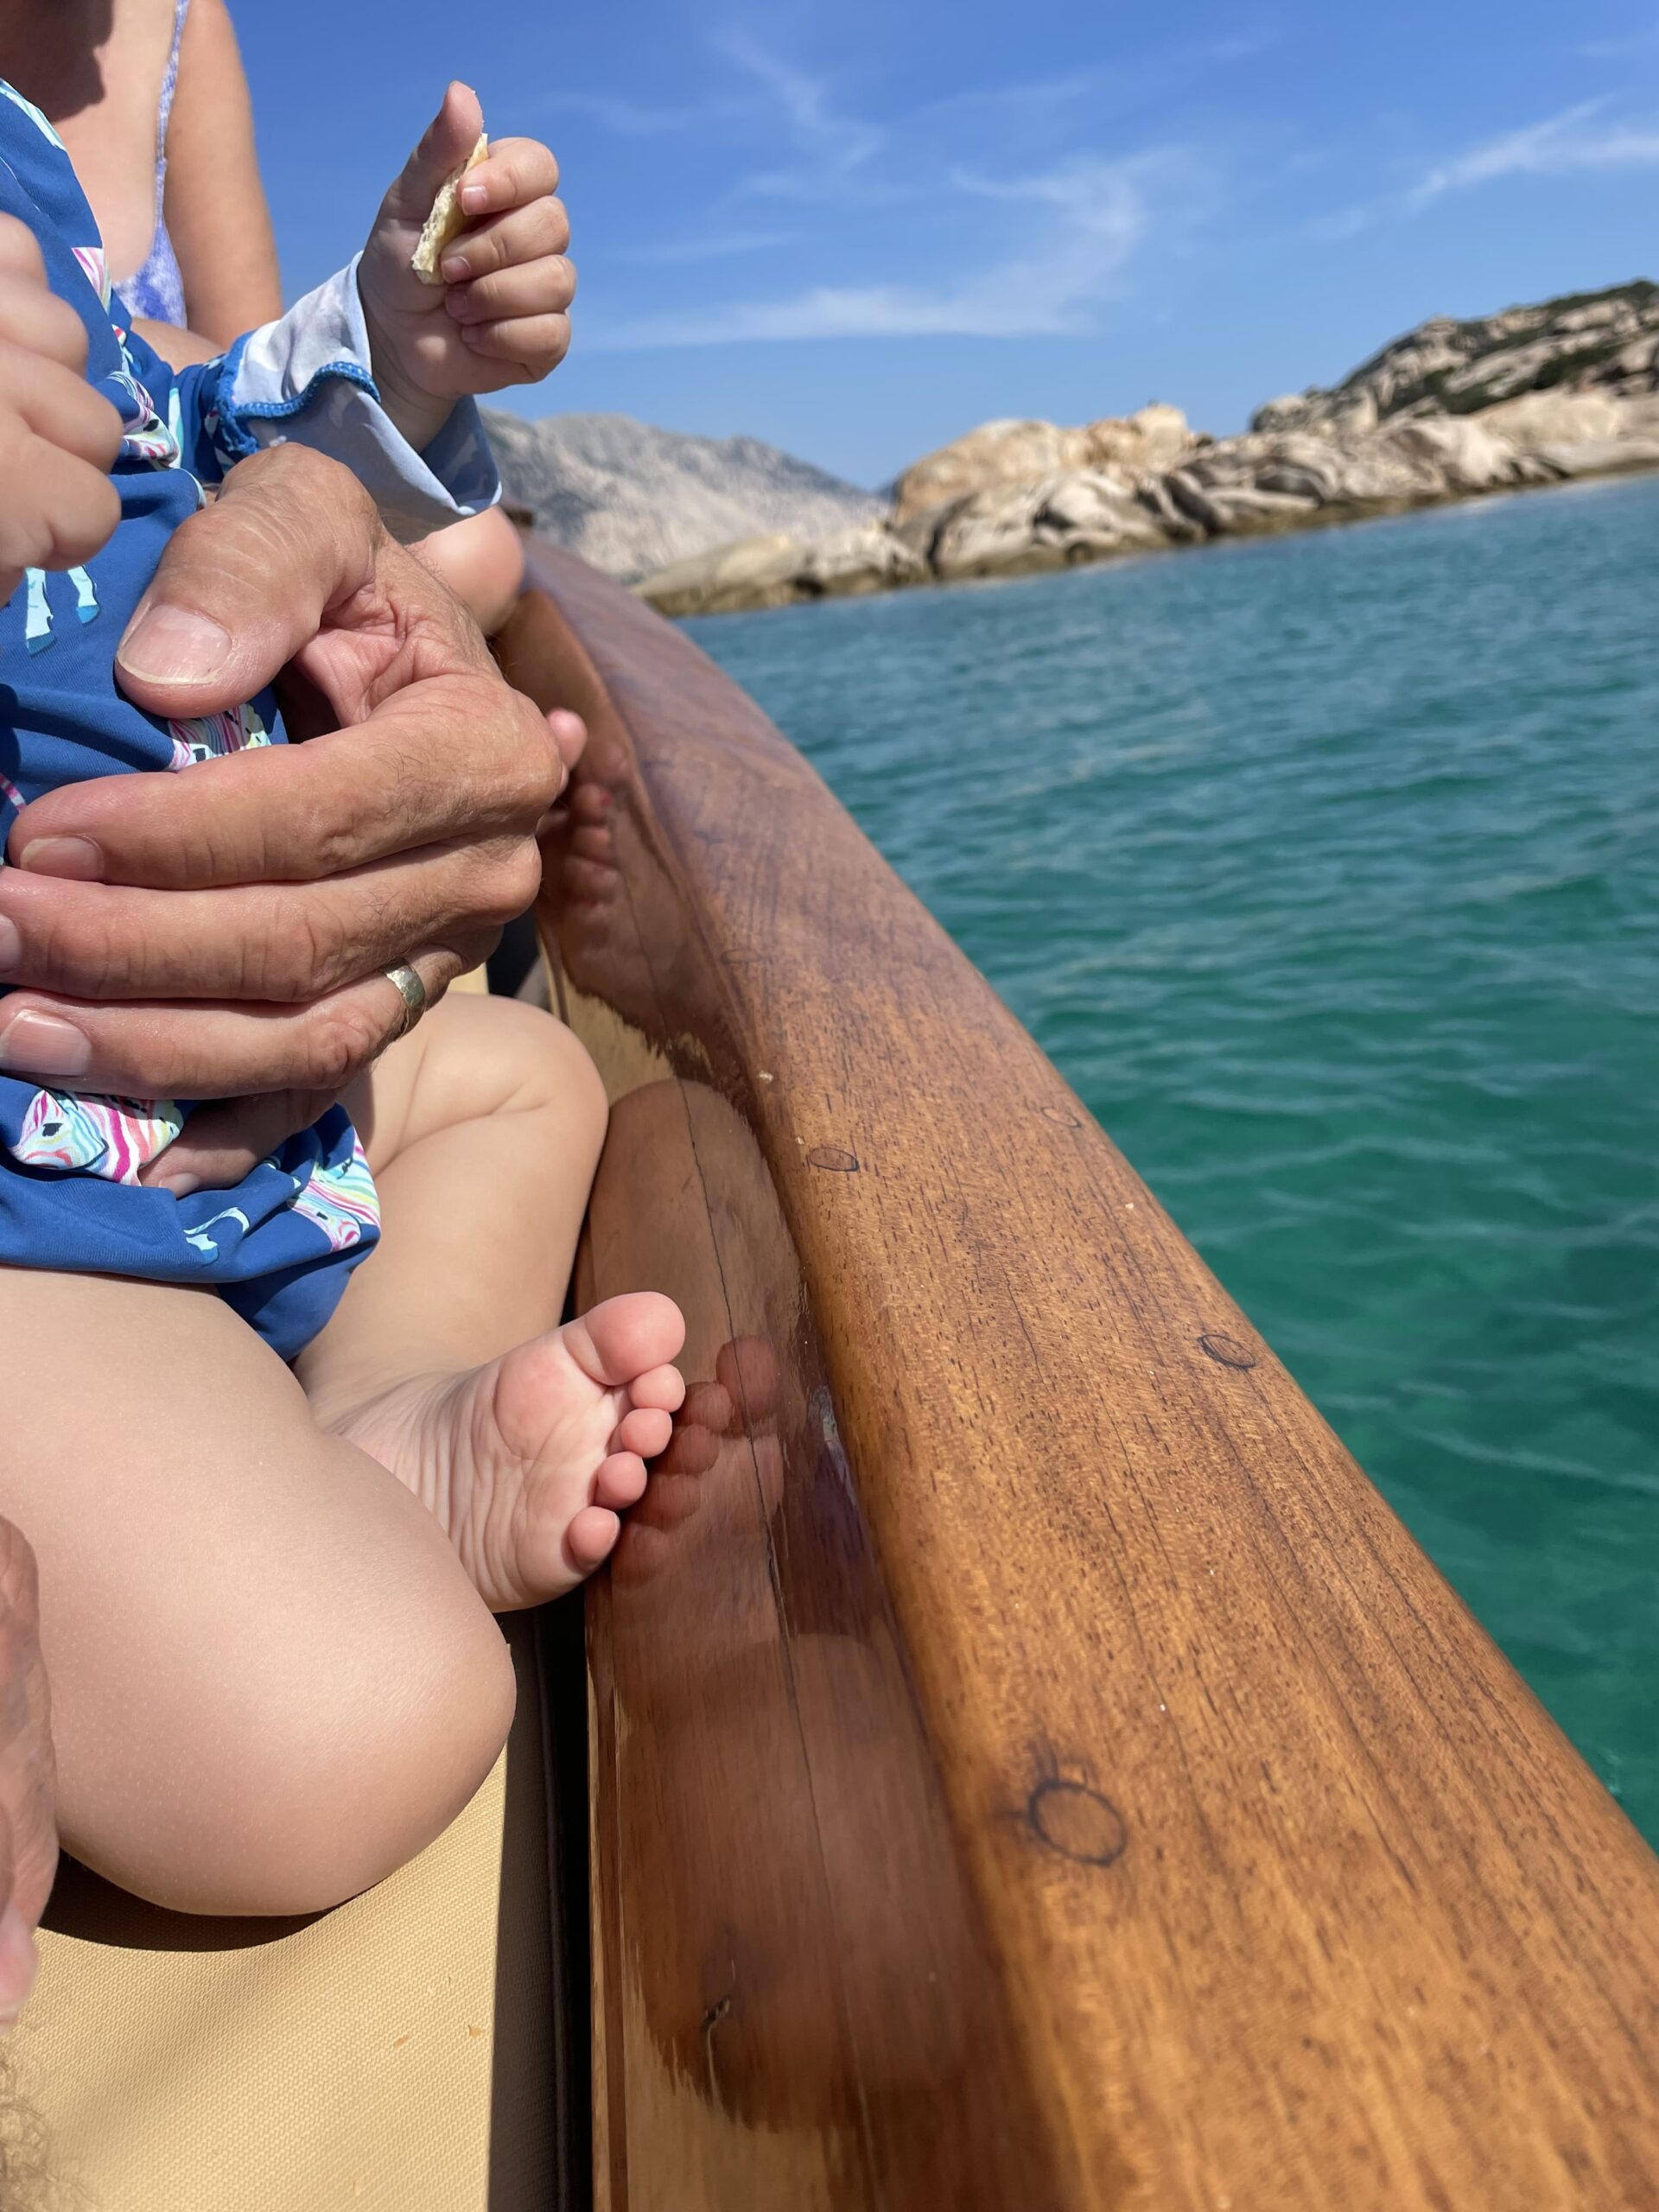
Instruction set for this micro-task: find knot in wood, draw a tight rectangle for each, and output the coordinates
[1028,1779,1128,1867]
[804,1145,860,1173]
[1198,1332,1257,1370]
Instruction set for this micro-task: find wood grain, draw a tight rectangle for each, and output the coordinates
[499,550,1659,2212]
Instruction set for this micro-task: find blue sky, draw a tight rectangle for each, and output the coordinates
[239,2,1659,486]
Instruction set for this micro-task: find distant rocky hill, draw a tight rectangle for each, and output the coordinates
[481,410,879,582]
[1252,280,1659,434]
[628,278,1659,617]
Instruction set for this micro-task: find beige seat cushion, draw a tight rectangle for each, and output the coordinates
[10,1615,556,2212]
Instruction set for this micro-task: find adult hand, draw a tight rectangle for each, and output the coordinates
[0,1519,56,2029]
[0,446,567,1178]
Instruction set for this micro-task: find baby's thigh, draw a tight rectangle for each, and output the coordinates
[0,1265,512,1916]
[354,991,607,1173]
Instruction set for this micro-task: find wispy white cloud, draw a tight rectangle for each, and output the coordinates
[587,150,1199,350]
[565,29,1224,355]
[717,31,885,197]
[1405,99,1659,202]
[1313,98,1659,238]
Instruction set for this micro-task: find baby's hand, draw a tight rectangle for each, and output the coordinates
[0,215,123,611]
[358,84,575,452]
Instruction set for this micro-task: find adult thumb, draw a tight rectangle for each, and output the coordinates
[381,83,486,227]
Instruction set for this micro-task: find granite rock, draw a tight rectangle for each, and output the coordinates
[485,411,878,582]
[892,406,1194,526]
[630,282,1659,615]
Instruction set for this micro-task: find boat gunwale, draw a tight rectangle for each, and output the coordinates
[499,547,1659,2212]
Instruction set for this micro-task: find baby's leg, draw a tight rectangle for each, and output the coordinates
[298,996,686,1610]
[0,1267,515,1916]
[304,993,608,1396]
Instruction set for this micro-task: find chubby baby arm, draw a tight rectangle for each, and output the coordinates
[356,83,575,454]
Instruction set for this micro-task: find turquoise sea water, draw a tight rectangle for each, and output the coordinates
[689,474,1659,1845]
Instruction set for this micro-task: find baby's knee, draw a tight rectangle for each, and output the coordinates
[287,1597,517,1912]
[488,999,609,1154]
[121,1585,516,1918]
[262,1598,515,1916]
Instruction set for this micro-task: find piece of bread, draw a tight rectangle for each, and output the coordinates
[410,134,489,284]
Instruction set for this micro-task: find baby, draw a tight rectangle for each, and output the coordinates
[0,82,683,1923]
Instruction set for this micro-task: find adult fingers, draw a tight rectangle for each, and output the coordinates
[439,194,569,284]
[0,948,464,1097]
[455,137,560,222]
[107,445,387,721]
[458,314,572,378]
[0,832,539,999]
[445,255,577,327]
[12,676,560,888]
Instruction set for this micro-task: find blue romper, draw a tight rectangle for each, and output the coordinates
[0,85,501,1359]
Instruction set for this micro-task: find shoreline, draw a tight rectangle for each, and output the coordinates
[681,448,1659,623]
[637,380,1659,619]
[642,429,1659,621]
[677,460,1659,623]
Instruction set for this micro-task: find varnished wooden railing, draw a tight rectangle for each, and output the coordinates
[497,546,1659,2212]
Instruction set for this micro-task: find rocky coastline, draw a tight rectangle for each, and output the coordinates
[632,281,1659,619]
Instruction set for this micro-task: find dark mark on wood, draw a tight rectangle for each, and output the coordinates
[1198,1332,1257,1370]
[1041,1104,1082,1128]
[701,1991,733,2104]
[804,1144,860,1173]
[1028,1779,1128,1867]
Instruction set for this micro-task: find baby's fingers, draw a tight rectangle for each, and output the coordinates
[456,137,560,221]
[0,342,124,469]
[440,194,569,285]
[446,255,576,328]
[0,427,122,574]
[459,312,572,382]
[139,1090,334,1197]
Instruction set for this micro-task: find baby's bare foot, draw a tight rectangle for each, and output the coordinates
[334,1294,686,1611]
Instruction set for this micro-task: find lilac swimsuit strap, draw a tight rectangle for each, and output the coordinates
[122,0,189,325]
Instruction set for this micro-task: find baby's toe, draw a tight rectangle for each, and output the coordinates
[567,1294,686,1389]
[616,1407,672,1460]
[593,1451,648,1510]
[629,1363,687,1415]
[565,1504,621,1571]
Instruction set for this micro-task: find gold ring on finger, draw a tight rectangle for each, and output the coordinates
[382,961,429,1042]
